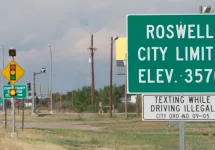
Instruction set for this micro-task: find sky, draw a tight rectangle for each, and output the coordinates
[0,0,215,95]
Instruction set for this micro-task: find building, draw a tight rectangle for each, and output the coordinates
[120,95,137,103]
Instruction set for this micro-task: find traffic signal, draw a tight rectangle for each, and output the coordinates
[9,88,16,97]
[36,97,39,104]
[10,64,16,80]
[9,48,16,57]
[27,82,31,91]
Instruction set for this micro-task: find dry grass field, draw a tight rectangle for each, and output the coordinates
[1,111,215,150]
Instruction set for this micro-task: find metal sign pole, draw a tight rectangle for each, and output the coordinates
[179,121,185,150]
[11,84,16,137]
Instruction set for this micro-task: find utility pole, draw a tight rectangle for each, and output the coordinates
[200,6,203,13]
[88,35,96,105]
[109,37,113,117]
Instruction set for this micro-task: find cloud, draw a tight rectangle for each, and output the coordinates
[1,0,215,93]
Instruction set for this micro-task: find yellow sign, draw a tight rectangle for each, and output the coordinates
[1,60,25,85]
[116,37,126,60]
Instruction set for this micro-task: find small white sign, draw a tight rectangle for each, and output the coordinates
[143,95,215,121]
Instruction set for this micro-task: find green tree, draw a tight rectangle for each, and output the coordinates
[98,85,109,105]
[52,92,61,102]
[118,84,125,96]
[112,84,122,105]
[73,86,91,112]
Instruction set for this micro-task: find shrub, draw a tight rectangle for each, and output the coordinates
[116,103,136,113]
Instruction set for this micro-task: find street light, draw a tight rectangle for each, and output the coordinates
[48,45,53,114]
[109,36,119,117]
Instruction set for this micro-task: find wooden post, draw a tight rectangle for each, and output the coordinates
[22,99,24,130]
[5,99,7,128]
[99,102,102,116]
[18,100,19,115]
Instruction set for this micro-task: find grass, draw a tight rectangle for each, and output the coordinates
[1,112,215,149]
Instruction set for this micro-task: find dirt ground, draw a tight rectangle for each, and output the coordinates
[1,112,215,150]
[0,120,100,130]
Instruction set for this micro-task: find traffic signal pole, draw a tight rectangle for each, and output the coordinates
[11,83,16,137]
[32,72,36,115]
[31,69,46,115]
[11,56,16,137]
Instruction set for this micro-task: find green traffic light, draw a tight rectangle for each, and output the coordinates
[10,75,16,80]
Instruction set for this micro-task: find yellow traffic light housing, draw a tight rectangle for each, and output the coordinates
[10,64,16,80]
[10,89,16,97]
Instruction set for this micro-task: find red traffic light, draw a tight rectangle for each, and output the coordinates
[10,64,16,70]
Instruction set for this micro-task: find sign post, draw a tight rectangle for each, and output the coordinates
[1,53,25,137]
[127,14,215,150]
[179,121,185,150]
